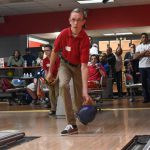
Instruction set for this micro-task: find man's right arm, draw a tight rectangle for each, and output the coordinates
[134,51,147,59]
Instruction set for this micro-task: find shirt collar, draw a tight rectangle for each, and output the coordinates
[68,27,84,38]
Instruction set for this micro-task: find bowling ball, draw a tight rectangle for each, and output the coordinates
[6,70,14,77]
[77,105,97,125]
[11,79,25,87]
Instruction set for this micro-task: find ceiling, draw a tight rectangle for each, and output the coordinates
[1,0,150,16]
[1,0,150,39]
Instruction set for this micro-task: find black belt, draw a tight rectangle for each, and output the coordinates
[61,56,79,67]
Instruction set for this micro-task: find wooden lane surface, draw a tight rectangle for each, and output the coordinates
[0,97,150,150]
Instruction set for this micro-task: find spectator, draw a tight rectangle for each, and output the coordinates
[99,53,110,76]
[88,54,106,89]
[114,46,123,97]
[36,50,44,66]
[106,47,116,80]
[134,33,150,103]
[23,49,36,66]
[7,50,24,67]
[124,43,139,83]
[89,43,99,55]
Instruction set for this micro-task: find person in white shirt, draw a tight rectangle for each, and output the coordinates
[89,43,99,55]
[36,50,44,66]
[134,33,150,103]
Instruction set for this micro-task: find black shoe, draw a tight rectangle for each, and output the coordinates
[48,110,56,115]
[61,124,78,136]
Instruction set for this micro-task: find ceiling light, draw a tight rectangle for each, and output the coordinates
[116,32,133,35]
[104,33,115,36]
[77,0,114,4]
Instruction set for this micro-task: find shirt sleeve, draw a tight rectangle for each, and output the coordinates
[54,32,63,53]
[136,45,140,53]
[80,35,90,63]
[7,56,12,67]
[42,59,47,71]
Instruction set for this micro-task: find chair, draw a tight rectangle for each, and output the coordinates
[124,72,142,102]
[88,75,107,110]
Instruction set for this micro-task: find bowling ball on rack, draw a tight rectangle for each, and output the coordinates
[11,79,25,87]
[6,70,14,77]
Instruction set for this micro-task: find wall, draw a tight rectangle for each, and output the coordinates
[0,5,150,36]
[0,35,27,57]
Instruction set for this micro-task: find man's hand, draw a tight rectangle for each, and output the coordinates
[46,72,53,83]
[50,78,58,86]
[82,91,94,105]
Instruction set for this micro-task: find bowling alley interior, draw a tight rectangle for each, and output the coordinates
[1,0,150,149]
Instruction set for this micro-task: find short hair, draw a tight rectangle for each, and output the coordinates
[90,54,98,61]
[141,33,148,38]
[107,47,112,52]
[43,44,53,50]
[71,8,87,20]
[130,43,135,49]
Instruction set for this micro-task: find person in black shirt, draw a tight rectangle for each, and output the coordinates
[23,49,36,66]
[106,47,116,80]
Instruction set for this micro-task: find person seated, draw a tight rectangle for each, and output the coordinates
[26,69,46,105]
[99,53,110,76]
[23,49,36,66]
[36,50,44,66]
[7,50,24,67]
[88,54,106,89]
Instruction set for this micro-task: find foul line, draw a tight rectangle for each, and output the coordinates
[1,107,150,113]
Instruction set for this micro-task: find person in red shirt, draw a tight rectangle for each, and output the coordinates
[26,45,60,113]
[88,55,106,88]
[43,45,60,115]
[46,8,92,136]
[88,55,106,81]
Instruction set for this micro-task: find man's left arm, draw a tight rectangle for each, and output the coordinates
[81,63,91,101]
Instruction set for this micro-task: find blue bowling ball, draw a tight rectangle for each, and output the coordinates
[11,79,25,87]
[77,105,97,125]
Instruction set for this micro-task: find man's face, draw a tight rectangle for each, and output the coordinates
[106,48,112,55]
[44,47,51,56]
[130,45,135,53]
[141,34,148,44]
[91,56,97,64]
[69,12,85,30]
[14,51,19,57]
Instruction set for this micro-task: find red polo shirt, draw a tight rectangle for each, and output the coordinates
[54,27,90,65]
[43,56,60,77]
[88,64,106,81]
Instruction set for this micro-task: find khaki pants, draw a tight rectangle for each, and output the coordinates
[48,80,59,111]
[58,59,83,125]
